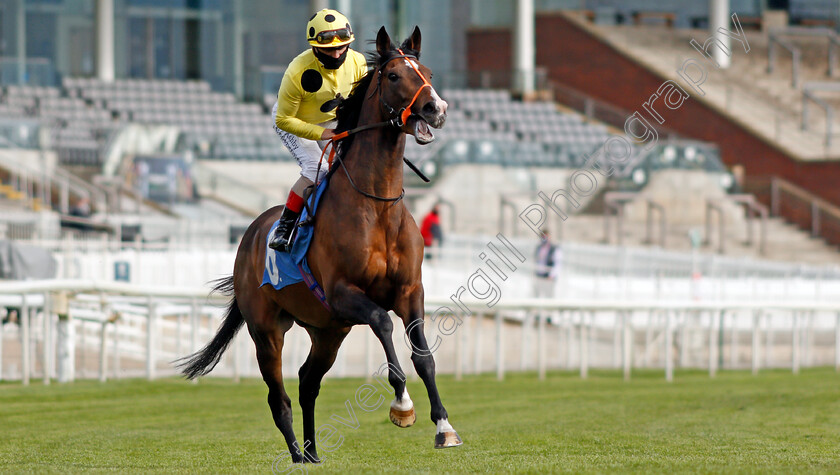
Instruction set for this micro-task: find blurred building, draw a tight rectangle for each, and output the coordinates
[0,0,472,100]
[8,1,836,100]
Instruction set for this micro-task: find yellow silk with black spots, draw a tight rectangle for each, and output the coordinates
[275,48,368,141]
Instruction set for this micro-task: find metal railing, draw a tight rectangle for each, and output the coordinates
[550,82,682,141]
[191,162,275,217]
[705,195,768,255]
[767,35,802,88]
[767,27,840,86]
[603,192,666,248]
[768,176,840,247]
[731,194,769,255]
[1,280,839,386]
[801,81,840,148]
[0,148,109,215]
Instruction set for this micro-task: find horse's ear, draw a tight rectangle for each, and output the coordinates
[402,26,422,54]
[376,26,392,57]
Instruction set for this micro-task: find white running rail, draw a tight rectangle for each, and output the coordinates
[1,280,839,385]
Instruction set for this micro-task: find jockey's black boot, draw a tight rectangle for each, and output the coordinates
[268,207,301,252]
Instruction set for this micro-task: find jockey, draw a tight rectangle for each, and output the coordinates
[269,8,368,251]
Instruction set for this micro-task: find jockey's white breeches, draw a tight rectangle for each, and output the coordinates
[272,101,335,183]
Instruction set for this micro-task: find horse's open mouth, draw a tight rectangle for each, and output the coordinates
[410,117,435,145]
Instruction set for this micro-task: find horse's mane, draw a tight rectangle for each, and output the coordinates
[334,37,421,159]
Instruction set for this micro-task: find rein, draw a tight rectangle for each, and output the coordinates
[314,49,433,202]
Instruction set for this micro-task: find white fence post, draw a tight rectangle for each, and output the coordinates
[22,295,30,386]
[613,311,622,369]
[751,310,761,376]
[644,310,654,367]
[495,311,504,381]
[147,296,156,381]
[520,311,530,372]
[679,311,688,368]
[665,310,674,382]
[189,299,199,384]
[580,311,588,379]
[566,311,575,370]
[43,293,51,385]
[80,320,87,378]
[731,312,739,369]
[99,322,108,382]
[112,317,120,380]
[557,310,565,369]
[792,311,800,375]
[454,314,463,381]
[766,312,774,369]
[474,313,482,375]
[709,311,719,378]
[537,312,546,381]
[835,312,840,372]
[806,311,815,368]
[57,314,75,383]
[0,305,4,381]
[623,311,632,381]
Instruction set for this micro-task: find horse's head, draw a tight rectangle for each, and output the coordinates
[375,26,447,145]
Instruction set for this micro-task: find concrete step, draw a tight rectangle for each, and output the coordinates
[565,216,840,264]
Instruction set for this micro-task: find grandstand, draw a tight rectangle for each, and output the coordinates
[3,0,840,389]
[573,18,840,159]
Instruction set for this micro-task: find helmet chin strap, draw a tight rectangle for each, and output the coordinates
[313,47,348,69]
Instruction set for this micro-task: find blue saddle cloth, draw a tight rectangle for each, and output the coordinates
[260,180,329,296]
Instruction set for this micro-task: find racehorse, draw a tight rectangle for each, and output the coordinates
[177,26,461,463]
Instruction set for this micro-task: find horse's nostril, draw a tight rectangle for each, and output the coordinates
[422,102,438,114]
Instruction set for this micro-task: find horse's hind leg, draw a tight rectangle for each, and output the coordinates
[297,326,349,463]
[331,284,415,427]
[248,313,303,463]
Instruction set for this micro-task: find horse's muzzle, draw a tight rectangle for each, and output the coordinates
[421,102,447,129]
[421,98,447,129]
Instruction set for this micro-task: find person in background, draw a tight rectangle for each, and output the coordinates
[69,197,91,218]
[420,204,443,260]
[268,8,368,251]
[534,229,562,299]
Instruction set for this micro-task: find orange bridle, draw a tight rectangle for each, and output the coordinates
[322,49,432,171]
[378,48,432,127]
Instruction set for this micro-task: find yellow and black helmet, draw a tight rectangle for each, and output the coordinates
[306,9,354,48]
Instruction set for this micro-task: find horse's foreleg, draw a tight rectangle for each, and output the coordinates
[401,295,463,448]
[298,327,348,463]
[331,284,414,427]
[250,319,303,463]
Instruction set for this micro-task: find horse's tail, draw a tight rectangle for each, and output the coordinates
[176,276,244,380]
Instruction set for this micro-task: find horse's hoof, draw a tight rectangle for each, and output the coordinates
[434,431,463,449]
[389,407,416,428]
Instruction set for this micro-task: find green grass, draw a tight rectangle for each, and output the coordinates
[1,369,839,474]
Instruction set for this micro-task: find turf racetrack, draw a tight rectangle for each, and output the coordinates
[1,369,839,473]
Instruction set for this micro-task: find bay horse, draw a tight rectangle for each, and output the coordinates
[178,26,461,463]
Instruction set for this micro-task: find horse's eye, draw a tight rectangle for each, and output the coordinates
[387,72,399,82]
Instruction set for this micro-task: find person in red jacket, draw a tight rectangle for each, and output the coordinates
[420,204,443,258]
